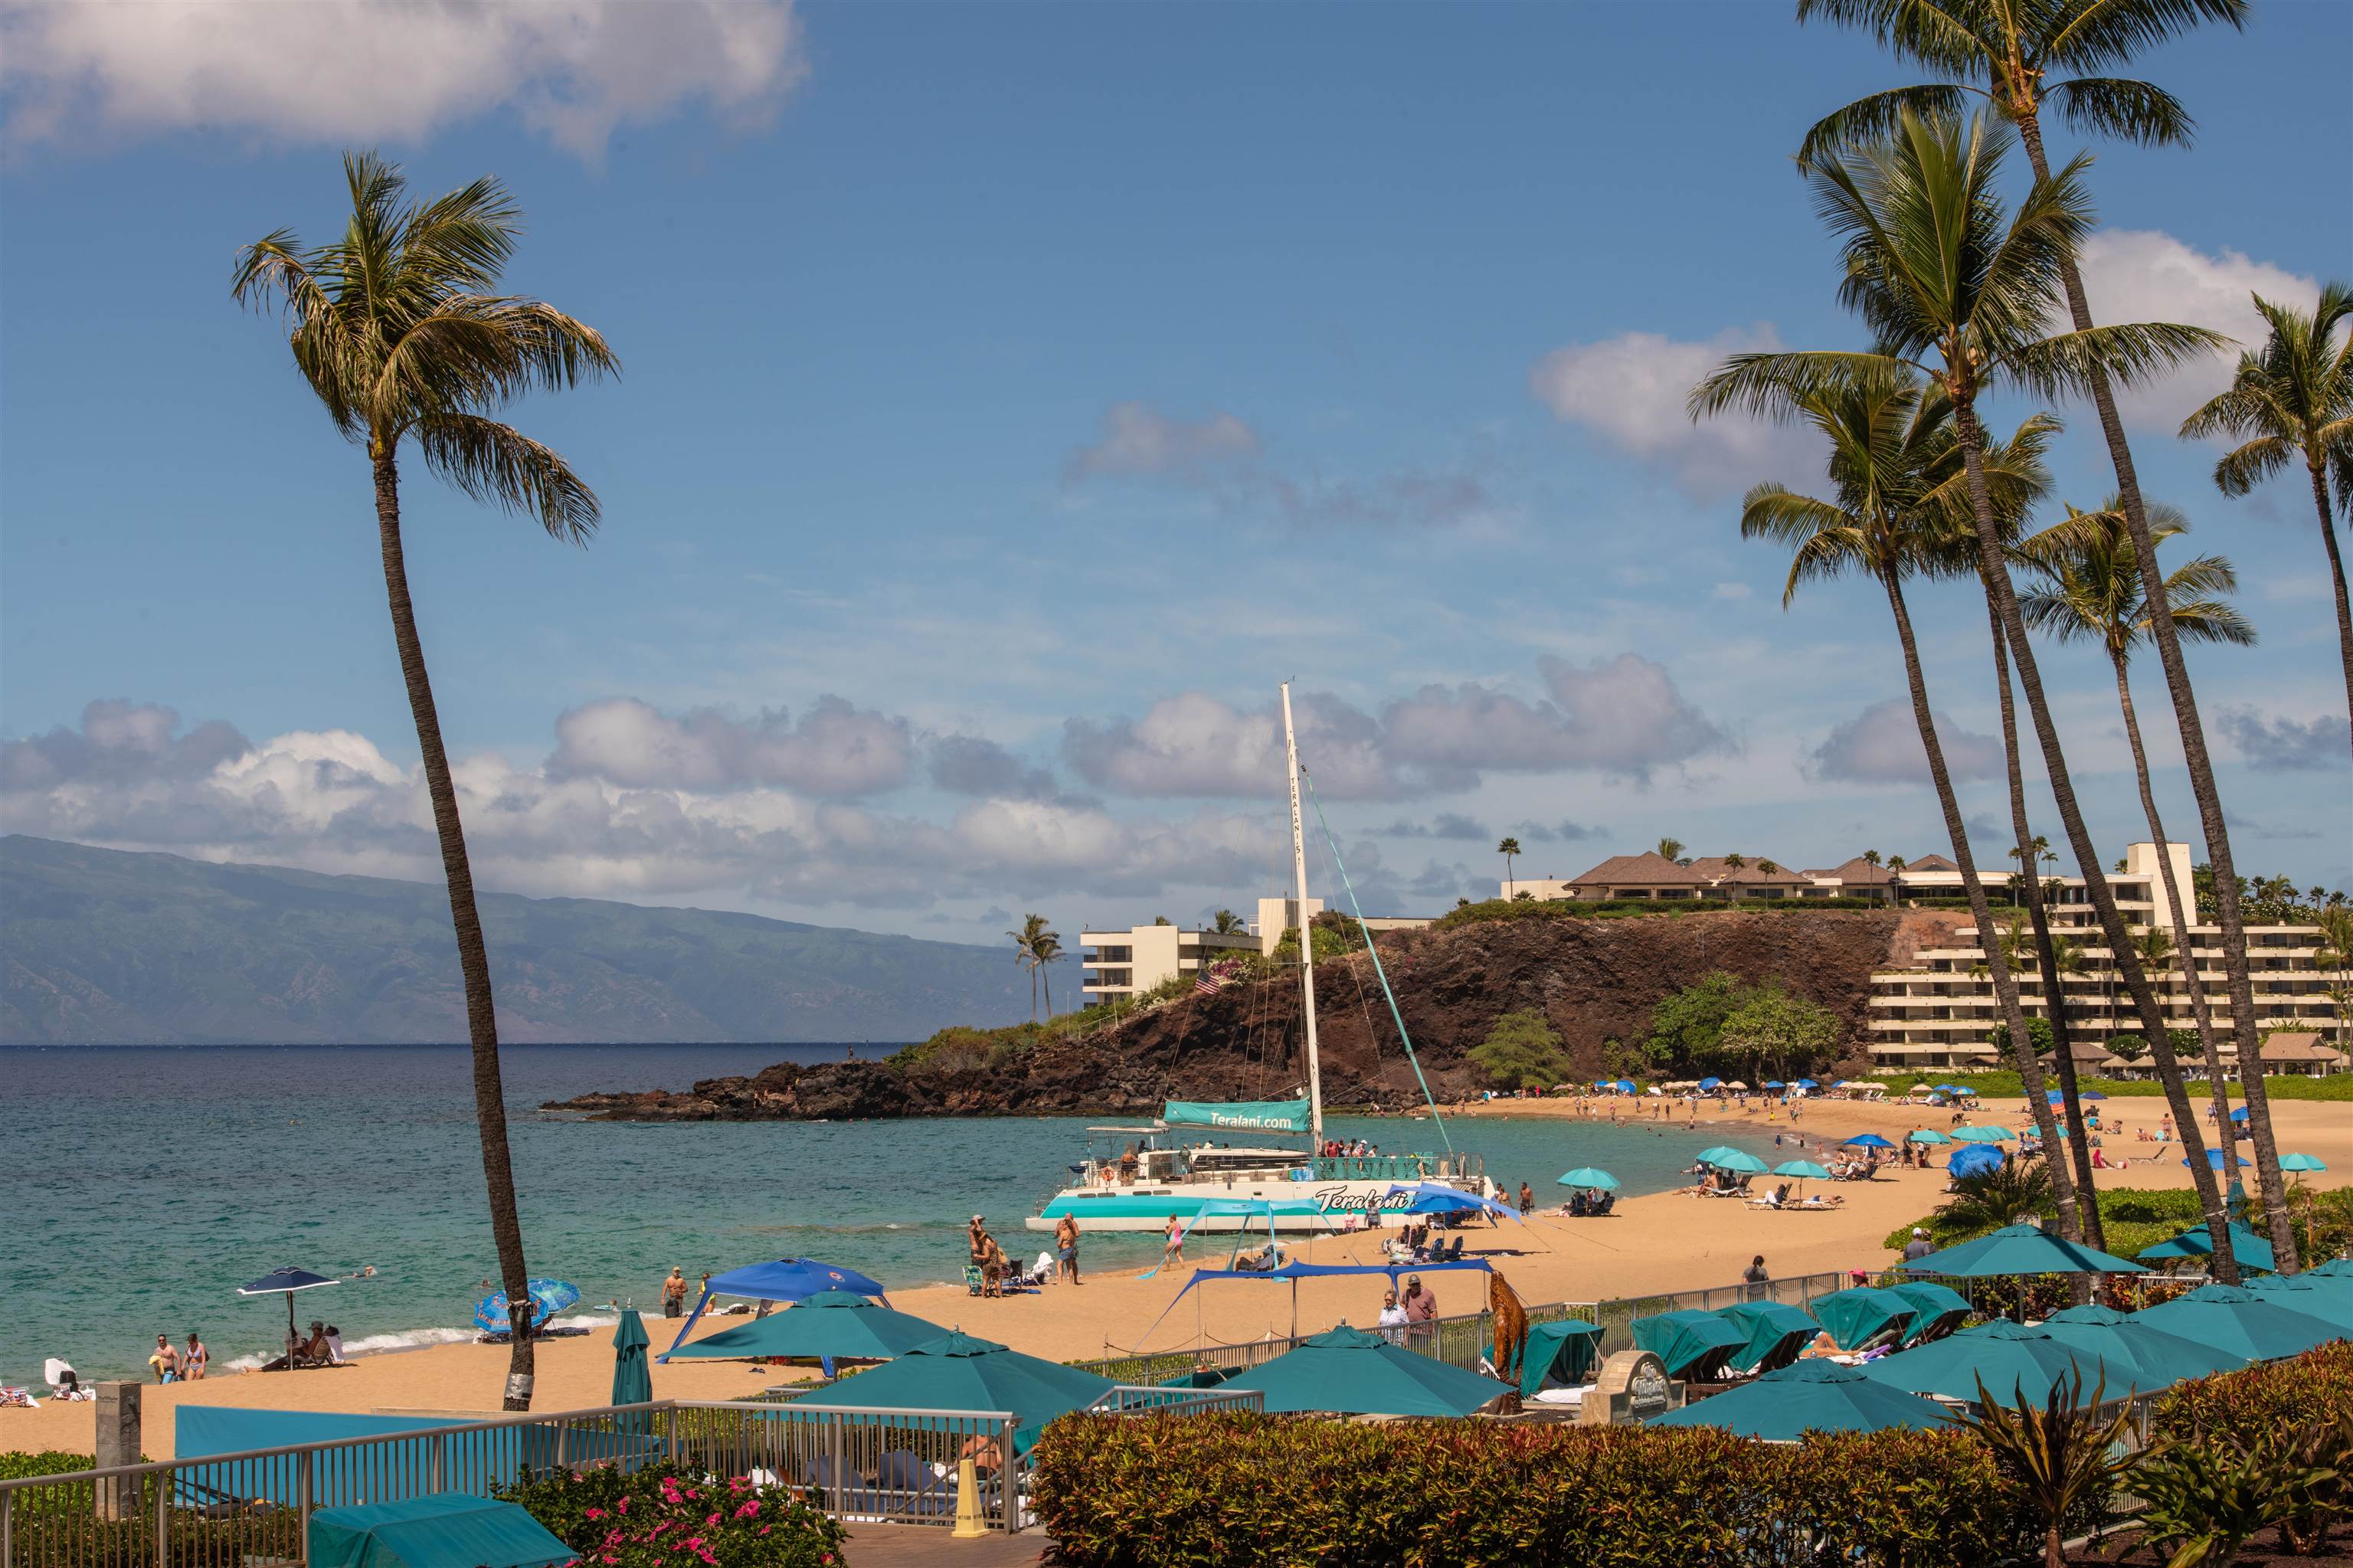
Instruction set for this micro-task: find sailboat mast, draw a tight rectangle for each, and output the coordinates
[1280,682,1325,1151]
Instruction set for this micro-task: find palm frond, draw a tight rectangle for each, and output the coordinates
[1688,351,1916,421]
[2008,321,2233,401]
[414,412,602,542]
[1797,83,1975,169]
[2045,74,2195,147]
[2210,433,2293,496]
[2162,591,2259,647]
[2044,0,2250,73]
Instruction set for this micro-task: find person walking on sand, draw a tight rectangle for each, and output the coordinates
[661,1268,688,1319]
[147,1334,179,1383]
[1517,1181,1534,1218]
[1055,1211,1082,1286]
[1742,1255,1769,1302]
[182,1331,208,1380]
[1161,1215,1185,1270]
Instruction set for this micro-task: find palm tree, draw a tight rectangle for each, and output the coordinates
[1657,836,1685,862]
[1939,1158,2057,1236]
[2181,283,2353,754]
[1008,914,1051,1021]
[1796,0,2292,1274]
[1691,108,2241,1273]
[2019,501,2257,1134]
[234,153,618,1408]
[2317,908,2353,1051]
[1497,837,1522,900]
[1033,931,1064,1016]
[1211,908,1245,935]
[1721,363,2086,1239]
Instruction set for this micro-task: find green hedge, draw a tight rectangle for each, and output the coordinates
[1435,897,1880,930]
[2153,1340,2353,1447]
[1031,1413,2034,1567]
[1867,1069,2353,1102]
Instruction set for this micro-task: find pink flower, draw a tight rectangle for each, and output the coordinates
[732,1501,759,1520]
[704,1512,719,1527]
[585,1509,605,1521]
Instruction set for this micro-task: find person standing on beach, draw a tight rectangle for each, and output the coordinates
[1517,1181,1534,1217]
[969,1216,990,1266]
[1161,1215,1185,1269]
[1055,1212,1082,1286]
[661,1268,688,1318]
[182,1332,208,1380]
[147,1334,179,1383]
[1741,1256,1769,1302]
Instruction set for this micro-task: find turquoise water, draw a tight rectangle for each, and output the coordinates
[1,1045,1771,1383]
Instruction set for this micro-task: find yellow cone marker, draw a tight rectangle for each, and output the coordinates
[951,1457,986,1538]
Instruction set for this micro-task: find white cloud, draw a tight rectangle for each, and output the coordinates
[0,0,807,159]
[1804,697,2004,786]
[546,696,913,796]
[2215,706,2348,774]
[1528,325,1816,497]
[2072,230,2319,435]
[1063,689,1409,800]
[1065,403,1259,480]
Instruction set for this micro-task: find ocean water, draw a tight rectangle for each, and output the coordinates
[1,1044,1773,1383]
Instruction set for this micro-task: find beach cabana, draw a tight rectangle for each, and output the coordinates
[662,1290,947,1370]
[1811,1287,1916,1351]
[1717,1301,1820,1373]
[1883,1282,1971,1345]
[1902,1223,2145,1280]
[2131,1285,2344,1363]
[788,1331,1114,1454]
[1649,1361,1952,1438]
[2242,1275,2353,1335]
[2136,1222,2276,1274]
[1862,1319,2138,1405]
[308,1494,571,1568]
[1219,1325,1510,1417]
[2037,1304,2245,1386]
[1631,1310,1749,1382]
[661,1257,891,1358]
[1516,1319,1604,1399]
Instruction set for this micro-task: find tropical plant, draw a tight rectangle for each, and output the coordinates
[1710,357,2084,1236]
[1658,836,1686,862]
[1724,851,1747,870]
[234,153,619,1407]
[1795,0,2293,1278]
[2135,1432,2336,1568]
[1033,931,1064,1016]
[1757,858,1779,874]
[1939,1159,2057,1235]
[1008,913,1056,1021]
[1692,106,2237,1272]
[1471,1009,1572,1091]
[1954,1370,2138,1568]
[2320,908,2353,1049]
[1497,836,1522,900]
[1210,908,1245,935]
[1716,985,1840,1083]
[2020,501,2256,1134]
[496,1462,846,1568]
[2181,282,2353,755]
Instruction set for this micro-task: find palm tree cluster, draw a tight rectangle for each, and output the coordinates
[1007,914,1064,1021]
[1694,0,2349,1280]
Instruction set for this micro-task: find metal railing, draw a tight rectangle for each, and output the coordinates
[0,1386,1264,1566]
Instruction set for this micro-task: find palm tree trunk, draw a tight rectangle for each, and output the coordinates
[2112,650,2237,1139]
[1991,611,2104,1245]
[2013,106,2292,1273]
[1880,568,2082,1242]
[2310,461,2353,758]
[1951,402,2236,1277]
[375,451,537,1409]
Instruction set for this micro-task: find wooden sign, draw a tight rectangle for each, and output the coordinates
[1579,1348,1684,1425]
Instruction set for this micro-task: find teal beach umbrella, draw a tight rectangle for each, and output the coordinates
[1555,1167,1620,1190]
[2279,1153,2328,1173]
[1811,1287,1917,1350]
[1906,1128,1952,1145]
[1863,1319,2137,1403]
[1650,1360,1953,1437]
[790,1331,1116,1453]
[2242,1275,2353,1335]
[1949,1125,2014,1144]
[1696,1147,1767,1175]
[2137,1222,2276,1273]
[1220,1325,1510,1416]
[2038,1305,2243,1386]
[663,1290,948,1363]
[1771,1160,1831,1180]
[1904,1223,2145,1278]
[2131,1285,2343,1363]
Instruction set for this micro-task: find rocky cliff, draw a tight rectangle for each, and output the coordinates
[547,908,1960,1121]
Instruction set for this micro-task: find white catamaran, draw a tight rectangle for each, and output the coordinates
[1026,683,1488,1234]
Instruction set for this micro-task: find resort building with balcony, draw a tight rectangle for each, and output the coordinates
[1862,843,2346,1070]
[1077,921,1262,1004]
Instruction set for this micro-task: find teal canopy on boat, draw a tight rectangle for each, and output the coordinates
[1811,1287,1917,1351]
[1517,1318,1604,1399]
[1718,1301,1821,1373]
[1631,1309,1749,1380]
[1161,1099,1311,1134]
[307,1495,571,1568]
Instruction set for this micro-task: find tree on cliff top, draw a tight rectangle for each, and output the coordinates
[1471,1009,1571,1091]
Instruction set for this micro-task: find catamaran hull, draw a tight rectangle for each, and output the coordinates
[1025,1179,1482,1232]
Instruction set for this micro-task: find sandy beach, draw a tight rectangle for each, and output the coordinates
[10,1094,2345,1462]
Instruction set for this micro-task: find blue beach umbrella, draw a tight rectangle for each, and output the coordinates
[1949,1125,2014,1143]
[1594,1079,1612,1088]
[1387,1182,1520,1221]
[1652,1360,1953,1437]
[1698,1076,1723,1091]
[1764,1080,1785,1089]
[2132,1285,2342,1363]
[1615,1079,1637,1094]
[2184,1151,2253,1170]
[1556,1167,1620,1190]
[237,1265,341,1364]
[1946,1144,2005,1180]
[1844,1134,1895,1150]
[2230,1107,2250,1121]
[1796,1079,1819,1088]
[473,1279,581,1334]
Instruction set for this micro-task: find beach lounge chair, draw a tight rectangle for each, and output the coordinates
[875,1450,953,1517]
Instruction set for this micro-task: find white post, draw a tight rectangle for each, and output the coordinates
[1281,683,1324,1152]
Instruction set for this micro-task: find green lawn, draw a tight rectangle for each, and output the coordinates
[1868,1069,2353,1102]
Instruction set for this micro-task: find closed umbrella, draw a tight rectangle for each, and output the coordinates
[2038,1304,2244,1386]
[664,1290,947,1364]
[1903,1223,2145,1279]
[1219,1325,1509,1416]
[1811,1287,1917,1351]
[2137,1222,2276,1274]
[2131,1285,2343,1363]
[1651,1360,1953,1437]
[610,1309,652,1428]
[1555,1167,1620,1190]
[1864,1319,2137,1404]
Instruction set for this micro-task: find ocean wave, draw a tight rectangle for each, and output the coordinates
[220,1324,475,1372]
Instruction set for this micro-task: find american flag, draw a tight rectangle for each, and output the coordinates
[1194,958,1239,997]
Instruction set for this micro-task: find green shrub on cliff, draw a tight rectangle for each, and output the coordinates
[1469,1009,1572,1089]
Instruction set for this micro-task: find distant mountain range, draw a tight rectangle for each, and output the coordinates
[0,835,1033,1044]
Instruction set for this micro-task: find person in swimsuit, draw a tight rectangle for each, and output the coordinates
[147,1335,179,1383]
[661,1268,688,1318]
[1161,1215,1185,1268]
[1055,1212,1082,1285]
[182,1332,208,1380]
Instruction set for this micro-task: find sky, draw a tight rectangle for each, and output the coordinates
[2,0,2348,954]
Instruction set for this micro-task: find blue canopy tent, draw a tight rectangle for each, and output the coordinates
[308,1495,571,1568]
[1516,1318,1605,1399]
[661,1258,892,1360]
[1630,1309,1749,1382]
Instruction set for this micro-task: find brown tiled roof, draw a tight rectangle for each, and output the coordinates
[1683,856,1806,883]
[1566,850,1702,886]
[1824,856,1896,884]
[1900,853,1960,872]
[2039,1040,2122,1065]
[2259,1033,2348,1063]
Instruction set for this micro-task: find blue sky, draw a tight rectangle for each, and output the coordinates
[3,0,2348,946]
